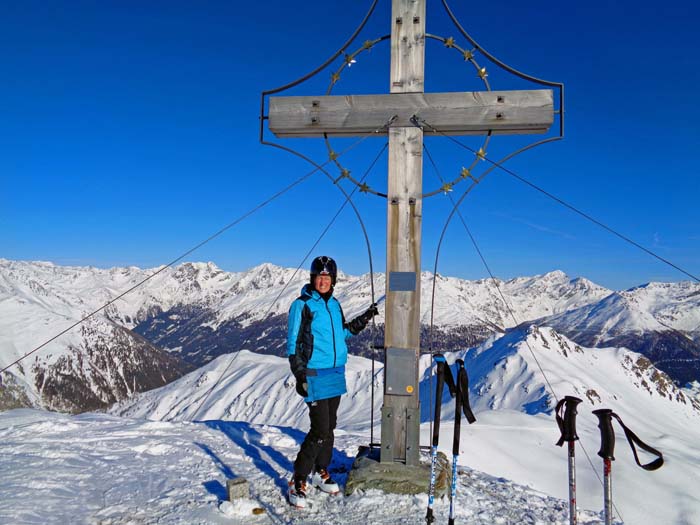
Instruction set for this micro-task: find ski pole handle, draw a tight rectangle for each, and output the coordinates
[452,367,462,456]
[432,354,450,447]
[563,396,582,442]
[556,395,582,446]
[593,409,616,461]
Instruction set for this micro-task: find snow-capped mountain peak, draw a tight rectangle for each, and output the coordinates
[465,325,699,417]
[3,258,699,413]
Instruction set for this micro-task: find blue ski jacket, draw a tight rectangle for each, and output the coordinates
[287,284,354,402]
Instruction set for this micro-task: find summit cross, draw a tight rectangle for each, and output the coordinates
[268,0,553,465]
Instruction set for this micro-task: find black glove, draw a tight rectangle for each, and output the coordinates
[348,303,379,335]
[295,374,308,397]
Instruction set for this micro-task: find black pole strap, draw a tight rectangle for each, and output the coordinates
[439,354,457,398]
[433,358,445,448]
[451,360,475,472]
[593,408,664,470]
[611,412,664,471]
[453,368,463,457]
[456,359,476,424]
[555,395,582,446]
[432,354,456,447]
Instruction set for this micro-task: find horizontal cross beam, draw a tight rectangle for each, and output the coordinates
[268,90,553,138]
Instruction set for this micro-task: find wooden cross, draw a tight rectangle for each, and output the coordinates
[268,0,553,465]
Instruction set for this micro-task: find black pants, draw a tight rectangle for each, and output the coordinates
[293,395,341,478]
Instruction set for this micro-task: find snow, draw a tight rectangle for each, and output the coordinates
[3,259,700,523]
[110,328,700,524]
[1,409,610,525]
[3,328,696,523]
[546,281,700,341]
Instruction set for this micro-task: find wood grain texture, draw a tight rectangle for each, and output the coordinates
[382,0,425,463]
[390,0,425,94]
[268,90,554,137]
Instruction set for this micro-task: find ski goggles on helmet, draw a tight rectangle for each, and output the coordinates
[310,256,337,279]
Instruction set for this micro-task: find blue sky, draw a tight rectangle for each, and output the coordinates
[2,0,698,290]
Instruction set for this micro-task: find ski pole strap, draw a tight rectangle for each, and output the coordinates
[453,360,463,456]
[432,354,456,447]
[432,357,446,447]
[593,408,664,470]
[611,412,664,471]
[433,354,457,397]
[456,359,476,424]
[555,395,582,446]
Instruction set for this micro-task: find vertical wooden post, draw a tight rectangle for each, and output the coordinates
[381,0,426,466]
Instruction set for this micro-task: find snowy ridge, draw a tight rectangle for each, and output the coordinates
[113,325,700,427]
[545,281,700,339]
[542,281,700,384]
[109,326,700,524]
[112,351,381,434]
[3,257,700,412]
[0,258,614,411]
[463,326,698,415]
[0,258,612,333]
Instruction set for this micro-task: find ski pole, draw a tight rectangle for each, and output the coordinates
[593,407,664,525]
[448,369,461,525]
[593,409,615,525]
[448,359,476,525]
[426,354,455,525]
[555,396,582,525]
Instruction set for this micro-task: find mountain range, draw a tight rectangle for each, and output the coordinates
[2,258,699,413]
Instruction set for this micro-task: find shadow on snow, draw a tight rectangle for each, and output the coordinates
[200,420,353,498]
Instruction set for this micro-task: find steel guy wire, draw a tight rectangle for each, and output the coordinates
[0,124,387,378]
[423,142,624,523]
[189,141,389,422]
[420,118,698,284]
[422,142,509,446]
[450,222,627,524]
[425,142,558,405]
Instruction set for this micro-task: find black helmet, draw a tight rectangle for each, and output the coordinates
[310,255,337,285]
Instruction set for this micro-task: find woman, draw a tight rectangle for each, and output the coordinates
[286,255,377,508]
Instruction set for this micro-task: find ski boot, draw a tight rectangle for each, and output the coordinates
[311,468,340,495]
[288,475,308,508]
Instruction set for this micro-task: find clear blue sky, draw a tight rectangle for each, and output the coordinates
[2,0,698,290]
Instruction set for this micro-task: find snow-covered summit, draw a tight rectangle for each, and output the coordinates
[546,280,700,338]
[462,325,698,417]
[541,279,700,384]
[0,408,612,524]
[109,326,700,524]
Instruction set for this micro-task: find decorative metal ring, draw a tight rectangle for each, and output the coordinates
[323,34,493,199]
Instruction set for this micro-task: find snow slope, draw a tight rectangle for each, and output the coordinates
[544,281,700,340]
[0,409,607,525]
[542,281,700,384]
[110,327,700,524]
